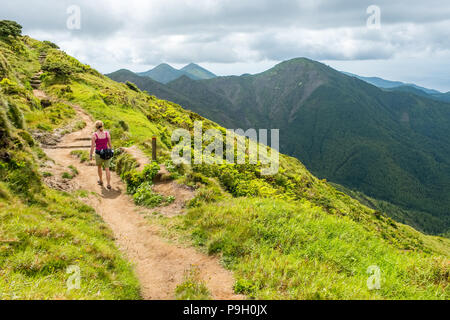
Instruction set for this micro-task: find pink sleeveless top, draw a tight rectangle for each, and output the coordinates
[94,131,109,151]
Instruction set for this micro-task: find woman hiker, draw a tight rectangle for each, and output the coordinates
[89,120,112,190]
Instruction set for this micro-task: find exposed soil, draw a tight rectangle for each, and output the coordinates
[40,100,242,300]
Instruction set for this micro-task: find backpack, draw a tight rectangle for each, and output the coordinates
[98,148,114,160]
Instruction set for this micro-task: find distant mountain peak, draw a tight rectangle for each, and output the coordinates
[183,62,199,67]
[136,62,216,83]
[342,71,443,95]
[181,63,216,80]
[155,63,176,69]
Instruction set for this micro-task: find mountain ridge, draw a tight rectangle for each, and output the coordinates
[109,57,450,236]
[342,71,450,102]
[1,26,449,299]
[137,62,216,83]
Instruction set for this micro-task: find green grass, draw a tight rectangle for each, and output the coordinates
[1,32,449,301]
[173,198,449,300]
[61,165,79,180]
[133,182,175,208]
[61,172,73,179]
[0,35,141,299]
[175,267,211,300]
[138,57,450,236]
[68,165,79,176]
[62,78,160,148]
[70,150,89,163]
[0,189,141,300]
[72,120,86,132]
[24,102,76,131]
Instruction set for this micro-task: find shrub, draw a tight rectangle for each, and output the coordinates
[123,170,144,194]
[115,153,138,177]
[17,130,34,147]
[118,120,129,131]
[42,50,85,79]
[43,58,75,78]
[141,162,160,181]
[234,278,258,295]
[133,182,164,208]
[0,182,10,199]
[6,100,25,129]
[109,126,125,141]
[122,163,160,195]
[62,172,73,179]
[125,81,140,92]
[73,120,86,131]
[0,101,12,148]
[0,78,25,95]
[0,20,22,38]
[6,158,42,199]
[188,185,224,208]
[185,172,210,187]
[36,123,52,131]
[43,40,59,49]
[0,54,9,79]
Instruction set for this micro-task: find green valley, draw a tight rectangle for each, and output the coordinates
[1,22,449,300]
[108,58,450,236]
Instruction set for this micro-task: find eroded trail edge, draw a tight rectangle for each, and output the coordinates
[41,104,242,300]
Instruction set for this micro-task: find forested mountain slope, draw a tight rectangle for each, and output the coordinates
[110,58,450,235]
[1,26,449,299]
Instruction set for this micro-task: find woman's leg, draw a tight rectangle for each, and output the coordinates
[97,165,103,183]
[105,167,111,187]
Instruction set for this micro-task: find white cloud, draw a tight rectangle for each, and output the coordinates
[2,0,450,91]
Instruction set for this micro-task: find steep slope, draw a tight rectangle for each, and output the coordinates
[342,72,441,94]
[2,28,449,300]
[105,70,236,127]
[106,69,194,106]
[181,63,216,80]
[163,58,450,236]
[0,34,140,299]
[343,72,450,103]
[138,63,185,83]
[135,63,216,83]
[41,105,240,300]
[437,92,450,103]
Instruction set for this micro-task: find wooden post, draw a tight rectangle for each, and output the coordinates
[152,137,157,161]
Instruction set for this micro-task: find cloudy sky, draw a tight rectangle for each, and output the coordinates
[2,0,450,91]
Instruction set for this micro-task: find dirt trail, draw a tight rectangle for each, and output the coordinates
[42,104,242,300]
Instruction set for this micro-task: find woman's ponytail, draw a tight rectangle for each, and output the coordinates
[95,120,104,132]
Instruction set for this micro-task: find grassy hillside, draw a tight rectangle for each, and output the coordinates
[110,58,450,236]
[162,198,449,299]
[1,28,449,299]
[105,69,217,122]
[0,28,140,299]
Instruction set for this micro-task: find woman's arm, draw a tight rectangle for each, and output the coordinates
[90,134,96,160]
